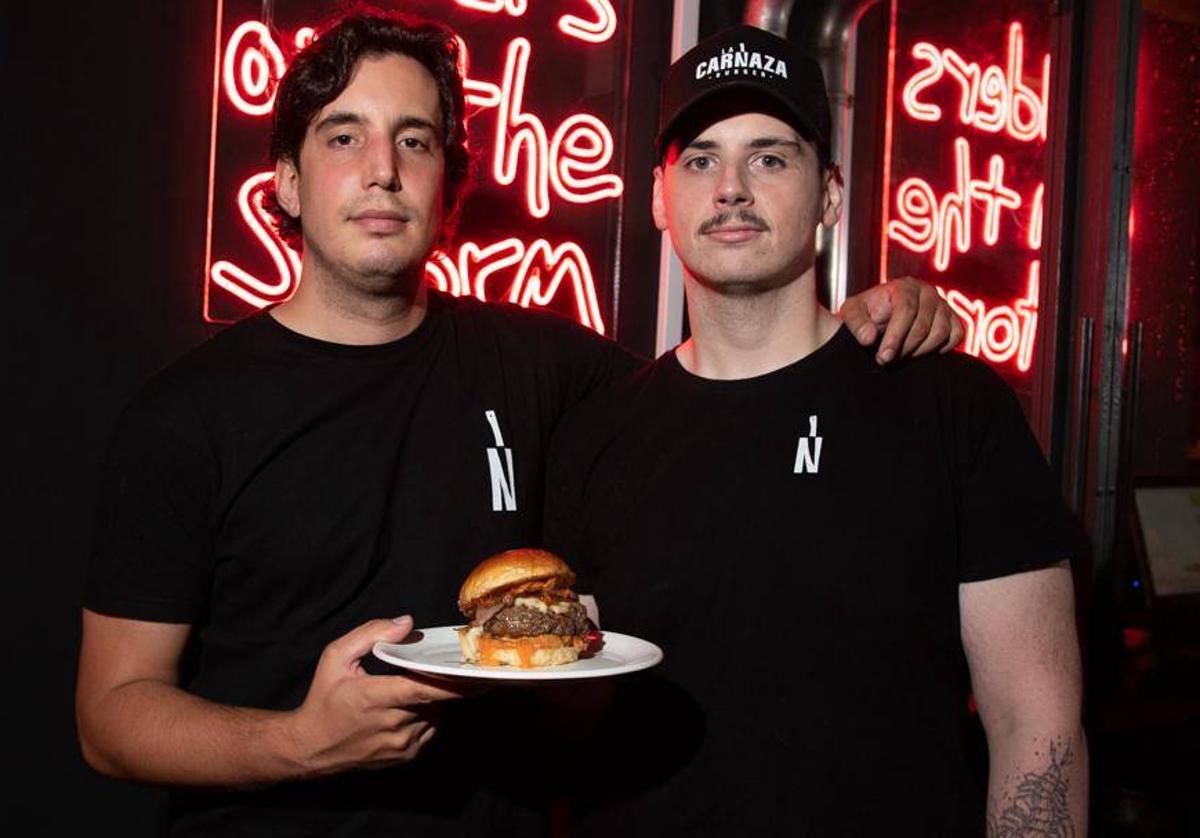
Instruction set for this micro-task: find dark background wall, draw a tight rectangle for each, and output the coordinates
[8,2,227,831]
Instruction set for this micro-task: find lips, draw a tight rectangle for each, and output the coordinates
[703,225,766,244]
[350,208,410,232]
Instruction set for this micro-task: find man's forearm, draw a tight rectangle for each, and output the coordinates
[985,723,1087,837]
[79,679,305,788]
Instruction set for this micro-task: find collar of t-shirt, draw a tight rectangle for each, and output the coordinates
[662,323,863,394]
[257,292,445,360]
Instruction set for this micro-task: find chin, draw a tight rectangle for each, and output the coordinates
[696,269,793,297]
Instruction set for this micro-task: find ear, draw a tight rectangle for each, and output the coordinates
[274,157,301,219]
[651,166,668,232]
[820,166,843,228]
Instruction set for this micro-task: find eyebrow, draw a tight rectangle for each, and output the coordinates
[312,111,440,138]
[682,136,805,152]
[748,137,805,152]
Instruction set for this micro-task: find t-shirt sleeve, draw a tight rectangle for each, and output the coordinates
[84,401,217,623]
[527,309,644,414]
[953,362,1081,583]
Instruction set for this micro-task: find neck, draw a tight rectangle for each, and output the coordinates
[270,260,429,345]
[675,269,842,380]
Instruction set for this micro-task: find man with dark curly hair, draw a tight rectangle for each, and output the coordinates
[75,8,959,836]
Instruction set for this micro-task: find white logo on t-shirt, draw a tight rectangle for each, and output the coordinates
[485,410,517,512]
[793,414,823,474]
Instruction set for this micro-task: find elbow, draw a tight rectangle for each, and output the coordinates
[977,692,1083,743]
[75,698,130,780]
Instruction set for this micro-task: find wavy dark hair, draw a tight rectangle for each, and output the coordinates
[264,7,472,249]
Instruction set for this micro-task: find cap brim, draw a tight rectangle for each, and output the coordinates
[657,81,825,158]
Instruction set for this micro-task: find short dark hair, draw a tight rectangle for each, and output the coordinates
[264,7,472,249]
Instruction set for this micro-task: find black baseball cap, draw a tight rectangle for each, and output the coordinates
[656,24,831,163]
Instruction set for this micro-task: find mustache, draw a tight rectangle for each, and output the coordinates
[698,210,769,235]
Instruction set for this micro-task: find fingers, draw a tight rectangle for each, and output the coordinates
[323,617,414,671]
[913,305,952,357]
[942,306,964,352]
[899,284,938,358]
[876,280,919,364]
[838,295,881,346]
[362,674,467,709]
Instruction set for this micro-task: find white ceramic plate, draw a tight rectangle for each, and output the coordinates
[372,626,663,681]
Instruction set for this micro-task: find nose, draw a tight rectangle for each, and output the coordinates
[714,161,752,208]
[362,135,401,192]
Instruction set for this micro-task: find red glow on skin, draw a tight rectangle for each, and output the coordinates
[210,15,621,333]
[901,22,1049,143]
[211,170,608,333]
[223,21,286,116]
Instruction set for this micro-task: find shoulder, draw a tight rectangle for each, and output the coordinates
[436,291,611,352]
[117,315,272,436]
[873,347,1019,413]
[548,357,660,465]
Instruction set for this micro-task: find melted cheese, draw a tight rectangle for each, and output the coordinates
[513,596,574,614]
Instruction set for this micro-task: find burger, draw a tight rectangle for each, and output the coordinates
[456,548,592,667]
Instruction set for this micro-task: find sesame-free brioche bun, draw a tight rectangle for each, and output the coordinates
[457,548,576,618]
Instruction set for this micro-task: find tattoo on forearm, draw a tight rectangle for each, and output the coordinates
[987,739,1075,837]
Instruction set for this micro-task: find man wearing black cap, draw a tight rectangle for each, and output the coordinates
[545,25,1087,835]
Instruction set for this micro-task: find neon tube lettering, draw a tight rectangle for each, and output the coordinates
[898,23,1048,142]
[943,260,1039,371]
[493,38,622,218]
[422,237,607,334]
[222,21,286,116]
[210,171,301,307]
[558,0,617,44]
[455,36,502,109]
[968,152,1022,246]
[888,139,1029,271]
[455,0,528,16]
[901,42,943,122]
[1027,183,1044,250]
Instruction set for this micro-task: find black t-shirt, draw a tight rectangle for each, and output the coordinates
[543,325,1079,837]
[85,290,632,836]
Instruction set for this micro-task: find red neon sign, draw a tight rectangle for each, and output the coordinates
[205,1,627,331]
[455,0,617,44]
[882,16,1051,383]
[901,23,1048,143]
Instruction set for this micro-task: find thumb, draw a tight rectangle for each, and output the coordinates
[326,616,415,666]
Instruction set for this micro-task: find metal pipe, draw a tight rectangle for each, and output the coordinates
[743,0,796,35]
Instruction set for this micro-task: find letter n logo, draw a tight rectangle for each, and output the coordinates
[485,410,517,512]
[793,414,823,474]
